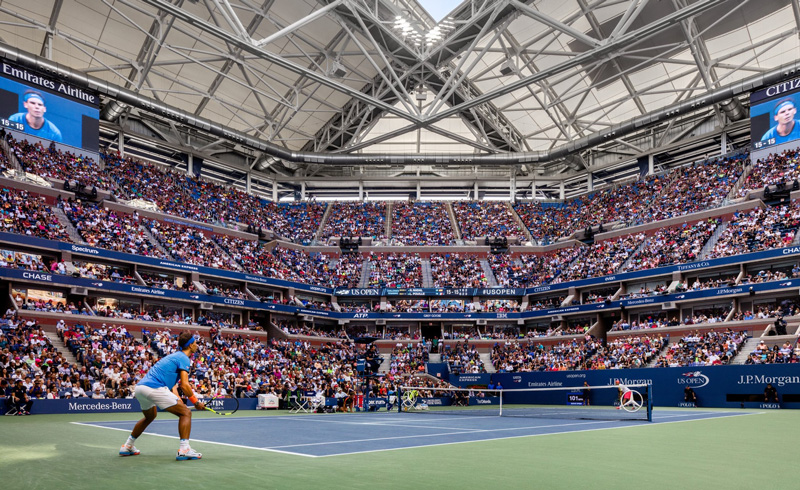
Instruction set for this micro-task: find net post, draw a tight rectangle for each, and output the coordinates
[646,383,653,422]
[396,386,403,412]
[499,389,503,417]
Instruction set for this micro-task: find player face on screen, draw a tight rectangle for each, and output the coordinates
[22,91,47,129]
[773,99,797,135]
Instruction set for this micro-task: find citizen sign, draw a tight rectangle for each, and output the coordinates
[223,298,245,306]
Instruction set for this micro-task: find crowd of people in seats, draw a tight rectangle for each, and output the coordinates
[745,339,799,364]
[624,219,720,272]
[200,281,248,299]
[675,274,738,292]
[558,234,645,282]
[516,247,585,286]
[101,153,323,244]
[275,320,344,339]
[560,324,591,335]
[708,202,800,259]
[1,316,74,399]
[491,337,601,372]
[262,202,326,245]
[452,201,526,241]
[145,220,235,270]
[321,202,386,240]
[329,253,364,289]
[478,299,520,313]
[368,253,422,288]
[617,283,669,300]
[391,201,455,245]
[139,271,193,291]
[513,199,585,243]
[385,300,429,313]
[739,147,800,196]
[642,157,744,223]
[213,236,336,287]
[388,343,429,374]
[381,327,419,340]
[587,335,666,369]
[488,253,523,287]
[8,136,110,189]
[60,201,163,256]
[73,261,135,284]
[739,268,796,284]
[441,343,485,374]
[295,297,335,311]
[653,329,747,367]
[1,188,71,242]
[429,253,488,287]
[526,297,565,311]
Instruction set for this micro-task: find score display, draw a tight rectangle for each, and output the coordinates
[751,79,800,152]
[0,62,99,152]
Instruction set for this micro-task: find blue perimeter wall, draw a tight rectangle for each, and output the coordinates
[450,364,800,409]
[5,364,800,414]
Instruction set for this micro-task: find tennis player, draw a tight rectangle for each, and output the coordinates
[615,379,632,409]
[120,332,206,460]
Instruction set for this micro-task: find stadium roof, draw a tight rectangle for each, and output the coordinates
[0,0,798,199]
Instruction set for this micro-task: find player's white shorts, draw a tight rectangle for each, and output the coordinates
[135,385,181,411]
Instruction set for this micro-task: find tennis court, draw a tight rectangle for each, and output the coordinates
[74,408,749,457]
[2,408,796,490]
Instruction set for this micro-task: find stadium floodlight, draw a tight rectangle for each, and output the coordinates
[330,60,347,78]
[499,58,517,76]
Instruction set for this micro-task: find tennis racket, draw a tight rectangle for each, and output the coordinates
[199,395,239,416]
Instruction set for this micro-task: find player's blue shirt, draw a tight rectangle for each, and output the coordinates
[139,351,191,389]
[761,121,800,144]
[9,113,63,143]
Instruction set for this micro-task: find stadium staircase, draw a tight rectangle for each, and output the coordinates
[619,238,650,272]
[139,225,171,257]
[44,331,80,366]
[698,221,728,259]
[53,207,87,245]
[731,337,755,365]
[314,203,332,244]
[212,242,244,271]
[445,202,462,240]
[479,259,499,287]
[358,260,371,288]
[508,203,533,243]
[422,260,433,287]
[726,163,752,200]
[0,137,23,173]
[385,202,392,240]
[480,353,496,373]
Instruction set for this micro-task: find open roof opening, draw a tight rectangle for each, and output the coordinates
[418,0,464,23]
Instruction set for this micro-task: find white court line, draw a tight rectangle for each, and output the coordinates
[74,410,764,458]
[304,411,765,458]
[70,422,320,458]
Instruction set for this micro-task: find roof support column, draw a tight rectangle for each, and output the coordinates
[648,154,654,175]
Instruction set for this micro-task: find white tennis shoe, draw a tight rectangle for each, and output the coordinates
[119,445,140,456]
[176,448,202,461]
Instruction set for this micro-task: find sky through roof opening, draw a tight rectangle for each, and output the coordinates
[418,0,463,23]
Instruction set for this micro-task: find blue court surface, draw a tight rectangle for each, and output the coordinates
[75,409,756,458]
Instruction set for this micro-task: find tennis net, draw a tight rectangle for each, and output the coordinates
[396,383,652,422]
